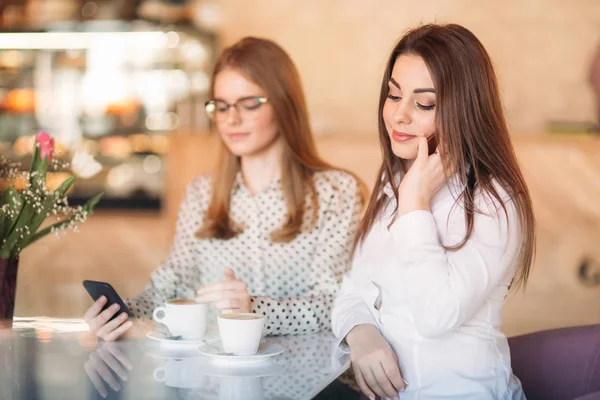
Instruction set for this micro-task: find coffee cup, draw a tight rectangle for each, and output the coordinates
[152,299,209,340]
[217,312,265,356]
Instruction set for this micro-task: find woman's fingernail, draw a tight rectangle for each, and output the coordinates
[398,378,408,392]
[369,396,375,400]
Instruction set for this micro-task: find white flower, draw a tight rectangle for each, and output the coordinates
[71,149,102,179]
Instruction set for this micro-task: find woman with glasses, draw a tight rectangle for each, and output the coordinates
[83,37,365,341]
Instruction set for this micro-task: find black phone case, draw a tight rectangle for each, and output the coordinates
[427,134,438,155]
[83,280,133,321]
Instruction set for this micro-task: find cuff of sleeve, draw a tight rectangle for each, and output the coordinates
[124,298,139,318]
[389,209,438,250]
[334,317,378,354]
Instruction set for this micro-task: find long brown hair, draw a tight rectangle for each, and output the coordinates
[354,24,535,289]
[196,37,358,242]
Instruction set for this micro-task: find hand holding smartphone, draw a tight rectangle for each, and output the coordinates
[83,280,134,341]
[83,280,133,321]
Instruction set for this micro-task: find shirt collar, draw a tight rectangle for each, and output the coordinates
[233,171,244,192]
[382,173,400,199]
[381,170,464,206]
[233,170,282,197]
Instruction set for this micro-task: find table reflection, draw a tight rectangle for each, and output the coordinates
[0,318,350,400]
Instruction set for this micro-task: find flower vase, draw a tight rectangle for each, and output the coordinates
[0,257,18,320]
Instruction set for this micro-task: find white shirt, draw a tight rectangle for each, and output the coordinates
[127,170,363,336]
[332,175,526,400]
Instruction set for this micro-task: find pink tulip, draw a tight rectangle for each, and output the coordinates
[35,132,54,162]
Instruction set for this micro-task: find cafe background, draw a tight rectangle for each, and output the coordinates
[0,0,599,336]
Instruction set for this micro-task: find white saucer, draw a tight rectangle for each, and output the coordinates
[146,331,204,347]
[145,346,206,360]
[197,340,285,365]
[196,360,282,378]
[146,325,219,346]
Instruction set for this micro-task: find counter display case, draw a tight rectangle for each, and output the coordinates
[0,19,216,209]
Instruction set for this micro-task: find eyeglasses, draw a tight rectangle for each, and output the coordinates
[205,96,269,121]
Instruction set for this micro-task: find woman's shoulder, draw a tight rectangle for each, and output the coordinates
[184,173,213,202]
[312,169,365,214]
[442,178,521,242]
[446,178,518,223]
[312,169,361,195]
[475,179,517,215]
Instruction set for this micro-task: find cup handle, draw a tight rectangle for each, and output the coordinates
[153,307,167,324]
[153,367,167,382]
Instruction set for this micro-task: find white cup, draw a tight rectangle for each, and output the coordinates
[217,313,265,356]
[153,358,210,389]
[152,299,209,339]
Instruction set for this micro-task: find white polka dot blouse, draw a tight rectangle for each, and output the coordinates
[126,170,363,335]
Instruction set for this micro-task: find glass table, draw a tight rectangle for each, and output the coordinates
[0,317,351,400]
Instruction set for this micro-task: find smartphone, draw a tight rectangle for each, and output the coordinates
[83,280,133,321]
[427,133,438,155]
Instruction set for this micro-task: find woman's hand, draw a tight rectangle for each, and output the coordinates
[346,324,407,400]
[396,136,447,218]
[196,268,251,313]
[84,296,133,342]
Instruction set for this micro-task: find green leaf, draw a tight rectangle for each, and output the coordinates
[0,187,22,241]
[83,192,103,213]
[24,192,103,248]
[28,144,48,195]
[55,175,76,197]
[18,142,50,242]
[18,194,55,249]
[0,161,67,256]
[21,174,76,245]
[25,216,70,247]
[29,144,40,175]
[0,200,33,258]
